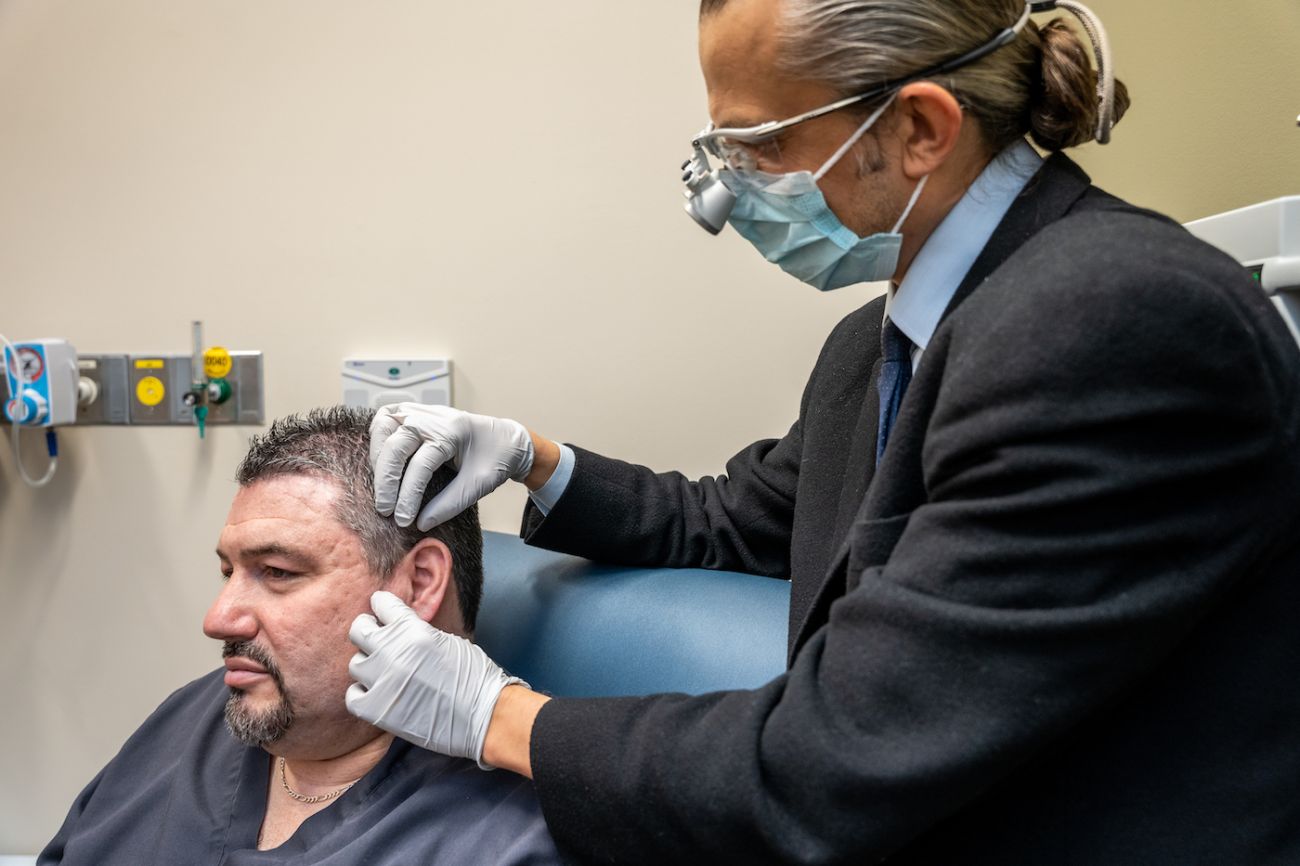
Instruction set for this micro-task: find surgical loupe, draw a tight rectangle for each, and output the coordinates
[681,0,1046,234]
[681,138,738,236]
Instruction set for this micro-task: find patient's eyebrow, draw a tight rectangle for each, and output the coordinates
[217,543,320,569]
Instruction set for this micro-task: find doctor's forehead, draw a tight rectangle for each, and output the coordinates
[699,0,837,128]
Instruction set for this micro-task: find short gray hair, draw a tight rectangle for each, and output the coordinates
[235,406,484,632]
[702,0,1130,153]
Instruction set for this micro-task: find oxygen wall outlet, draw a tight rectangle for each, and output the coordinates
[127,352,264,426]
[75,354,131,425]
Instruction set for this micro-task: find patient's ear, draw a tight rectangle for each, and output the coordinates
[390,538,461,632]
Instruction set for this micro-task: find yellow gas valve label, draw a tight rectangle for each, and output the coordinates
[203,347,233,379]
[136,375,165,407]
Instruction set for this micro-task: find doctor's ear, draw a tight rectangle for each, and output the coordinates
[891,82,966,180]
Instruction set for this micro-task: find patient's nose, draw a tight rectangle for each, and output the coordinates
[202,576,258,642]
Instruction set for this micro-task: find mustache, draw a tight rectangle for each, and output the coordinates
[222,640,286,689]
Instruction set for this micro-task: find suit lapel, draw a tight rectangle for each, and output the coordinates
[787,152,1096,661]
[829,359,884,554]
[786,357,883,664]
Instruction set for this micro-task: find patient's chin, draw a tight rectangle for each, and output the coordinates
[224,688,294,746]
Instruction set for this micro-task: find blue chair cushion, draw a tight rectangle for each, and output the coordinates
[476,531,790,698]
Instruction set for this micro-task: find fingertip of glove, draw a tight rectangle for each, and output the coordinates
[369,590,412,624]
[348,612,378,648]
[344,682,369,716]
[416,500,455,532]
[370,589,399,605]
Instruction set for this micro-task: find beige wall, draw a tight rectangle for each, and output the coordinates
[1069,1,1300,221]
[0,0,1296,854]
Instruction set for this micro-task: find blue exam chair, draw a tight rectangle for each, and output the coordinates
[476,531,790,697]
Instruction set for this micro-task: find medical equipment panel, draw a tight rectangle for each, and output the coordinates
[126,352,264,428]
[127,355,185,425]
[1186,196,1300,346]
[342,358,452,410]
[75,354,131,425]
[3,339,79,427]
[1,324,264,488]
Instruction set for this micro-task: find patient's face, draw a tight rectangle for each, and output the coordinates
[207,474,384,759]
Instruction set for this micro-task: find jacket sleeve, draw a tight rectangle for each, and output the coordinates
[518,431,802,577]
[525,221,1300,864]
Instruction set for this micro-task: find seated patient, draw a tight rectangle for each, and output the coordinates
[40,407,559,865]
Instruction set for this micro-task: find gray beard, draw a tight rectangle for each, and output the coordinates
[221,639,296,746]
[223,688,295,746]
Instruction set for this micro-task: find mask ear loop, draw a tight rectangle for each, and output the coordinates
[813,92,900,182]
[891,174,930,234]
[1049,0,1116,144]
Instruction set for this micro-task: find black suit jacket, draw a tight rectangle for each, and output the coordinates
[519,155,1300,864]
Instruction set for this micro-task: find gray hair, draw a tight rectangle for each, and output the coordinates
[702,0,1130,153]
[235,406,484,632]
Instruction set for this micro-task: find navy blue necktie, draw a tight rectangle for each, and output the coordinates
[876,317,913,464]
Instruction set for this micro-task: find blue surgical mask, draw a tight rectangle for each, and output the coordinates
[723,96,929,291]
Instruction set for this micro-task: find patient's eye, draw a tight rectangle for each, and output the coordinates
[263,566,297,580]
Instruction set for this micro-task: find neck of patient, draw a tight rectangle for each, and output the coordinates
[257,729,393,851]
[271,729,394,794]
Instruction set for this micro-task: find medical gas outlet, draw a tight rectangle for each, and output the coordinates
[114,319,264,434]
[126,352,263,429]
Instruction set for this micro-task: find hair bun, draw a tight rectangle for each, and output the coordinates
[1029,17,1131,151]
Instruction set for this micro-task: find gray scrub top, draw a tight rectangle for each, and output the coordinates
[39,669,561,865]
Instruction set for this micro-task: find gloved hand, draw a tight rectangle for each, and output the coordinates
[370,403,534,531]
[346,591,527,768]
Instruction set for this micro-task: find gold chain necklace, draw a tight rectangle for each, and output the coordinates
[278,756,359,805]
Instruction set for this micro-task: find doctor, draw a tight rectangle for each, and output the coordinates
[347,0,1300,862]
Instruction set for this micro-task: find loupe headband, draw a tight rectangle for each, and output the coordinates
[696,2,1034,149]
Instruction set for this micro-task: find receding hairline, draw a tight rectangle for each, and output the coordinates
[233,470,355,527]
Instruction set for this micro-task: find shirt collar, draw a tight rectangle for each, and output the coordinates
[885,139,1043,350]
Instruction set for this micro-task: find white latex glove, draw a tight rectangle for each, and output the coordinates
[370,403,534,531]
[346,591,526,769]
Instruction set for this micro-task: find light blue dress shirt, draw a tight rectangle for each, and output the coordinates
[886,138,1043,371]
[530,440,575,515]
[531,139,1044,516]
